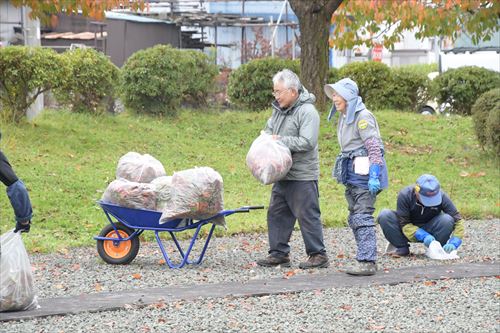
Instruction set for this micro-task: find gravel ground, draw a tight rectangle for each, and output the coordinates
[1,219,499,332]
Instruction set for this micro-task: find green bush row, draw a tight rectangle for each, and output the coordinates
[227,59,500,116]
[0,45,218,121]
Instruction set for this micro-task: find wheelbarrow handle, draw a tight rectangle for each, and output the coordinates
[243,205,265,210]
[234,205,265,212]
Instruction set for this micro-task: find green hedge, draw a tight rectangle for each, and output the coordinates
[121,45,186,116]
[181,50,218,106]
[54,48,119,114]
[227,57,300,111]
[0,46,68,123]
[121,45,217,115]
[338,61,392,110]
[387,66,431,112]
[433,66,500,115]
[472,88,500,155]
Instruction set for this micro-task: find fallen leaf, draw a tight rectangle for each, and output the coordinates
[72,263,81,270]
[132,273,142,280]
[340,304,352,311]
[336,253,345,259]
[368,325,385,331]
[459,171,469,177]
[158,259,166,265]
[95,283,102,292]
[242,262,257,269]
[423,280,437,286]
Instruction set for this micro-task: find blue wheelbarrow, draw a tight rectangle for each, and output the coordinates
[94,201,263,268]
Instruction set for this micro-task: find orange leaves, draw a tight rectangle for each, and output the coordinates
[283,269,301,279]
[12,0,147,23]
[460,171,486,178]
[340,304,352,311]
[132,273,142,279]
[423,280,437,286]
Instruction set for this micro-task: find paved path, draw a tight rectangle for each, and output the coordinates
[1,262,498,322]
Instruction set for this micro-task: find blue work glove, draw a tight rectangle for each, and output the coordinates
[443,243,456,253]
[415,228,435,247]
[14,220,31,233]
[368,164,381,195]
[443,236,462,253]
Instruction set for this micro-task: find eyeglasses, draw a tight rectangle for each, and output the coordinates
[272,88,290,98]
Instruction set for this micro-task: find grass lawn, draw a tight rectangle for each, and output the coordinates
[0,108,498,253]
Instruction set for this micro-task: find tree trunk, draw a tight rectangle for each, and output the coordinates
[289,0,343,111]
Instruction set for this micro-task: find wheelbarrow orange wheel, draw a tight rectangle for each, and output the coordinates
[96,223,139,265]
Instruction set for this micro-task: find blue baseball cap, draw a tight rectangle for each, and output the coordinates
[415,174,442,207]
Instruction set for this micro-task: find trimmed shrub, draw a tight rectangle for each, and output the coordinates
[121,45,185,116]
[181,50,218,106]
[338,61,392,110]
[472,88,500,154]
[327,67,340,85]
[400,63,438,76]
[433,66,500,115]
[227,57,300,110]
[0,46,68,122]
[486,104,500,156]
[54,48,119,114]
[387,66,431,112]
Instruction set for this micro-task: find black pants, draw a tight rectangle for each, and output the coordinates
[267,180,326,257]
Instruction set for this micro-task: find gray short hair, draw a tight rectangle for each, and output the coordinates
[272,69,302,92]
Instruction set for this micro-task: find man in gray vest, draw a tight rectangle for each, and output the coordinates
[256,69,329,269]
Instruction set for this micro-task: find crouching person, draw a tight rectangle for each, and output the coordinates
[377,174,464,257]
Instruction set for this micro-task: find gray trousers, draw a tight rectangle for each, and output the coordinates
[345,184,377,262]
[267,180,326,257]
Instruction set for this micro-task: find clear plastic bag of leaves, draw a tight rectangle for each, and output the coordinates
[0,230,39,312]
[160,167,225,226]
[246,132,292,185]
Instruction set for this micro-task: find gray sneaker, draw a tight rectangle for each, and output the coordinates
[345,261,377,276]
[299,254,329,269]
[256,254,291,267]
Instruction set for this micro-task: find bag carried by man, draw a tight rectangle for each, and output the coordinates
[0,230,39,312]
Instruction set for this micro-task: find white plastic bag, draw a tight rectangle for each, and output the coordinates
[246,133,292,185]
[151,176,173,211]
[160,167,224,226]
[425,240,459,260]
[116,152,166,183]
[0,230,39,312]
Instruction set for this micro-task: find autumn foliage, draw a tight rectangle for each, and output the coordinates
[331,0,500,49]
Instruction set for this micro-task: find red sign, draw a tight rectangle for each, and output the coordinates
[372,44,383,62]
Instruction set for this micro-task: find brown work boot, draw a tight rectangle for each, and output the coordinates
[256,254,291,267]
[299,253,329,269]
